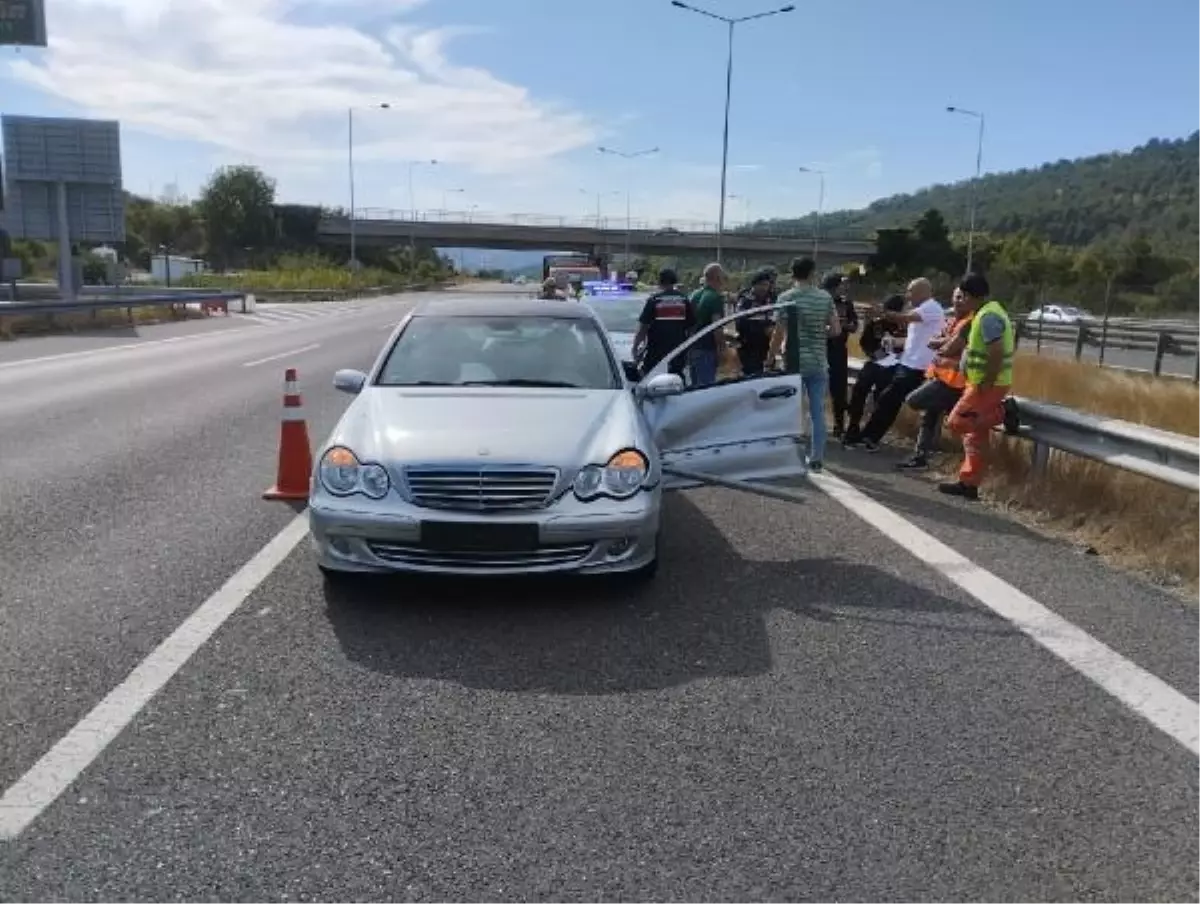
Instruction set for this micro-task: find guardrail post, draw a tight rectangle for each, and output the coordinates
[1074,324,1087,360]
[1193,349,1199,385]
[1030,440,1051,476]
[1153,332,1170,377]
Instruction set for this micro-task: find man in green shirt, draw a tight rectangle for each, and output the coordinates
[770,256,841,471]
[688,261,727,386]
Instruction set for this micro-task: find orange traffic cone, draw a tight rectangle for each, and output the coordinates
[263,367,314,501]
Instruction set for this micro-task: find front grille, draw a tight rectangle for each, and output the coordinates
[404,466,559,512]
[367,541,592,571]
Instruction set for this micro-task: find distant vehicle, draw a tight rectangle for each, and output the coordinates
[513,275,528,285]
[1026,304,1088,325]
[582,283,645,380]
[309,296,809,580]
[543,252,605,288]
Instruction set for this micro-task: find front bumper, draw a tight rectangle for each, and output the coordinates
[308,490,661,577]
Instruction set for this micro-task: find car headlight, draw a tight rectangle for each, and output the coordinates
[573,449,650,501]
[318,446,391,499]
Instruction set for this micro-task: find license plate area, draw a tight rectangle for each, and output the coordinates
[419,520,541,552]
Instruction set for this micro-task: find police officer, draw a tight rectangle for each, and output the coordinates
[734,269,777,376]
[633,267,695,378]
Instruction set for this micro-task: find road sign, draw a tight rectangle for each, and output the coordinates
[0,0,47,47]
[1,116,125,243]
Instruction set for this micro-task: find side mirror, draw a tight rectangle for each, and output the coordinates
[636,372,685,400]
[622,361,642,383]
[333,368,367,395]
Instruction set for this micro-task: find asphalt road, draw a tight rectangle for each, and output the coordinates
[0,290,1196,902]
[1019,331,1198,379]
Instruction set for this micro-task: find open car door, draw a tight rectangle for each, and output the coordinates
[637,302,809,490]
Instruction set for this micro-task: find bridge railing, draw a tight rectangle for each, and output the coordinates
[347,208,862,241]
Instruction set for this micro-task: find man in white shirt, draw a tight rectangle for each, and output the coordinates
[851,277,946,452]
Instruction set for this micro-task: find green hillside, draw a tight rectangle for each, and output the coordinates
[765,132,1199,257]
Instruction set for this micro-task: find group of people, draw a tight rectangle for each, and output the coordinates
[628,260,1018,496]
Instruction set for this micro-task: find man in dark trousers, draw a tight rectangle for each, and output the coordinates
[823,273,859,438]
[733,269,777,376]
[633,267,695,378]
[852,277,946,452]
[843,293,906,446]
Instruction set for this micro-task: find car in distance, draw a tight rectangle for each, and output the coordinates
[308,297,809,581]
[581,281,646,380]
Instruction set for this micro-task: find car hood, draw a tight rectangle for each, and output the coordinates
[329,385,643,470]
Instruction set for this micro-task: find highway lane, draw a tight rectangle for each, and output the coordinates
[0,292,1197,900]
[1020,334,1198,378]
[0,293,421,792]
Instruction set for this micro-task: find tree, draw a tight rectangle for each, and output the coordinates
[197,165,278,270]
[911,208,960,275]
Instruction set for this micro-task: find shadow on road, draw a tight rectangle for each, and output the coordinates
[322,492,1013,695]
[817,443,1035,539]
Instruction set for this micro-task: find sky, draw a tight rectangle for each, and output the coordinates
[1,0,1197,229]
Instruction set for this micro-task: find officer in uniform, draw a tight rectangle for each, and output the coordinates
[633,267,695,378]
[733,269,777,376]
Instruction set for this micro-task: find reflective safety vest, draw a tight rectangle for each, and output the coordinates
[925,312,973,390]
[964,300,1015,387]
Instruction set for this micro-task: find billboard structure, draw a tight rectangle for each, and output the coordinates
[1,116,125,298]
[0,0,47,47]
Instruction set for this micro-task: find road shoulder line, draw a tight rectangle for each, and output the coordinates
[810,469,1199,756]
[0,514,310,841]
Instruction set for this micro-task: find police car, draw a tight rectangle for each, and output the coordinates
[580,280,645,381]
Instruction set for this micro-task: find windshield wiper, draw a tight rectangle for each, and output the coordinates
[463,379,582,388]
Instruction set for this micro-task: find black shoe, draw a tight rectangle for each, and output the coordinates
[897,455,929,471]
[938,481,979,500]
[832,424,844,440]
[808,460,823,473]
[863,440,881,453]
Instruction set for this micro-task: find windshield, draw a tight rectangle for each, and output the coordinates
[376,314,620,390]
[586,297,646,334]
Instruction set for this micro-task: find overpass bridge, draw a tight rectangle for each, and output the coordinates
[316,209,875,264]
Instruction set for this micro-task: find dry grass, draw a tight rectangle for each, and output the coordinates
[841,336,1199,592]
[0,304,207,340]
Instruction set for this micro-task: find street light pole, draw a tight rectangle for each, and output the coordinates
[797,166,825,265]
[406,158,438,252]
[442,187,465,212]
[597,146,659,266]
[946,105,986,273]
[670,1,795,266]
[347,102,392,270]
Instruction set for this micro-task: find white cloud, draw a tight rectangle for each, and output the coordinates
[8,0,598,175]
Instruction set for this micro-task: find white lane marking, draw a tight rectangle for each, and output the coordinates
[809,469,1200,756]
[0,514,310,840]
[241,343,320,368]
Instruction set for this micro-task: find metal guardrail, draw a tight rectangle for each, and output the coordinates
[845,357,1199,492]
[0,292,246,338]
[1012,317,1199,381]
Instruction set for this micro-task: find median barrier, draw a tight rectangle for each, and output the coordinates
[0,292,245,339]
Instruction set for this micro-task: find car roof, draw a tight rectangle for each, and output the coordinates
[411,297,601,320]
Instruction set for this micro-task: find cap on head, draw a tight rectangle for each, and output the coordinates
[883,293,905,312]
[657,267,678,287]
[751,268,773,286]
[820,273,842,293]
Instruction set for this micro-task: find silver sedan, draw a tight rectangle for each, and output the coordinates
[308,297,808,580]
